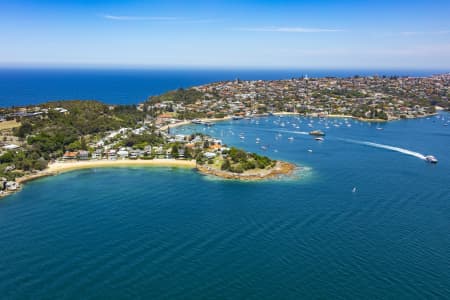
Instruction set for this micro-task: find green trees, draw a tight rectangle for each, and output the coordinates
[0,152,13,163]
[15,122,32,138]
[148,88,203,105]
[220,147,274,173]
[171,145,179,157]
[221,159,231,171]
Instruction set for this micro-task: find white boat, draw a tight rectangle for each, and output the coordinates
[425,155,438,163]
[256,138,260,144]
[315,137,324,141]
[288,137,294,141]
[307,149,313,153]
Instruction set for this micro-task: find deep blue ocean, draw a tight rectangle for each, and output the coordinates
[0,68,446,107]
[0,69,449,299]
[0,112,449,299]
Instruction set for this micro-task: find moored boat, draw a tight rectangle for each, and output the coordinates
[309,130,325,136]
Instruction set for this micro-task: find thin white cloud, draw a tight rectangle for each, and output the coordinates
[234,26,344,33]
[101,14,219,24]
[399,30,450,36]
[102,14,178,21]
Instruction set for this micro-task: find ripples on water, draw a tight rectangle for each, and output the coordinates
[0,114,449,299]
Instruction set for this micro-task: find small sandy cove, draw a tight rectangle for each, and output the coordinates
[17,159,196,184]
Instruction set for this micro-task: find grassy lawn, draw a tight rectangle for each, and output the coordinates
[0,120,21,130]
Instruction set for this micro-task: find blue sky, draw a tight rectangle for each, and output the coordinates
[1,0,450,69]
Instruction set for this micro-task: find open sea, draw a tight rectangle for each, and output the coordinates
[0,68,445,107]
[0,69,449,299]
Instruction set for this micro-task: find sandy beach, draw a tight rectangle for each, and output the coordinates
[16,159,196,184]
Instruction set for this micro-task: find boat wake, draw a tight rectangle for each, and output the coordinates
[344,139,427,160]
[276,130,309,135]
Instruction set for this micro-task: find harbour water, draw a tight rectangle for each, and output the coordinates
[0,113,449,299]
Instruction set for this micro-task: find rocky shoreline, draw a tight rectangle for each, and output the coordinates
[196,160,296,181]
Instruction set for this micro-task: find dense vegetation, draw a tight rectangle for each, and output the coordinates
[220,147,275,173]
[147,88,203,106]
[14,100,145,158]
[0,100,146,180]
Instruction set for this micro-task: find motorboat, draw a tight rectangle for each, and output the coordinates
[425,155,438,163]
[315,137,324,141]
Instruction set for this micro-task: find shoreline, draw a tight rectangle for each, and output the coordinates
[159,111,439,131]
[4,158,296,199]
[3,159,197,198]
[273,112,438,122]
[160,116,233,131]
[18,159,197,183]
[196,161,296,181]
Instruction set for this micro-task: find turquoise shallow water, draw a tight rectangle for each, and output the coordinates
[0,114,449,299]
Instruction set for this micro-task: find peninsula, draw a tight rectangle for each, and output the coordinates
[0,100,294,198]
[1,73,449,196]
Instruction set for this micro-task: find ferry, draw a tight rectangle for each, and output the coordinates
[425,155,438,164]
[309,130,326,136]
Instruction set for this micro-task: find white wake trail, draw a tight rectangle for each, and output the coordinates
[345,139,427,160]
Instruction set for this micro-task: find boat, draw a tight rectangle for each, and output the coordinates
[191,119,204,124]
[256,138,260,144]
[309,130,325,136]
[203,122,214,127]
[315,137,324,141]
[288,137,294,141]
[425,155,438,163]
[307,149,313,153]
[232,116,243,120]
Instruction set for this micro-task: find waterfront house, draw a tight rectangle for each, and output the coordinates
[117,150,129,159]
[108,149,117,160]
[63,151,78,160]
[5,181,19,191]
[144,145,152,155]
[78,150,89,160]
[91,149,103,160]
